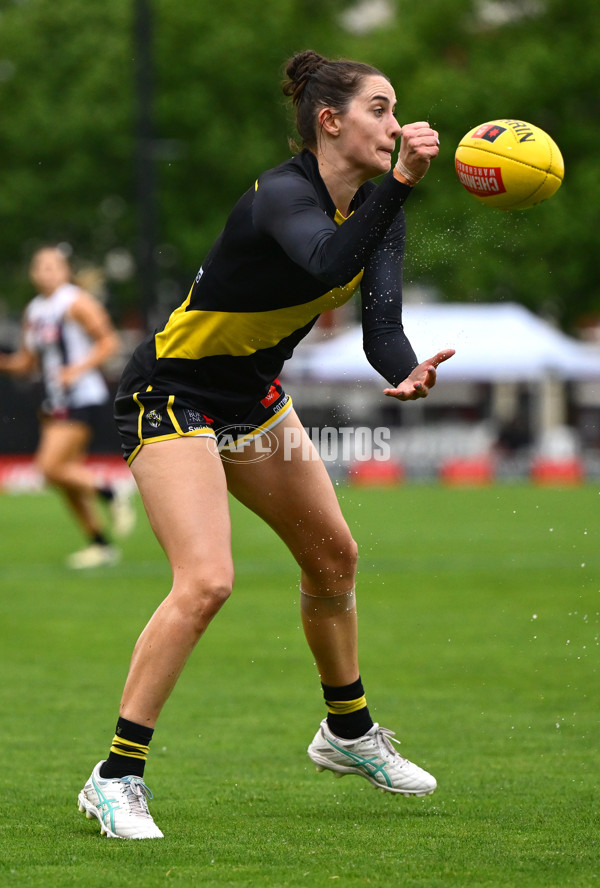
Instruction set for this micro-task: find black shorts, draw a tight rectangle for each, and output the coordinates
[114,378,293,464]
[39,401,108,430]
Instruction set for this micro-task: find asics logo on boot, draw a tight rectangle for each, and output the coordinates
[326,739,393,787]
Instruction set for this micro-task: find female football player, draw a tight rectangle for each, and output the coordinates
[0,247,135,568]
[78,50,453,838]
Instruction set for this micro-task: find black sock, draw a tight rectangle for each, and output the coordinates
[91,532,110,547]
[96,486,115,502]
[99,717,154,779]
[322,676,374,740]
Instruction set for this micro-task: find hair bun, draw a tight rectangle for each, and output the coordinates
[282,50,326,101]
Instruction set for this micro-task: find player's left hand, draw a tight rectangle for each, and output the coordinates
[395,121,440,183]
[383,348,455,401]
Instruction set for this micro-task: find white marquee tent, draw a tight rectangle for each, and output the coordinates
[285,302,600,385]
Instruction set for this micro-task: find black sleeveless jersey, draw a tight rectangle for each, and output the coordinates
[122,149,418,418]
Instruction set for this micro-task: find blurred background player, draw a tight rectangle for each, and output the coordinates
[0,246,135,568]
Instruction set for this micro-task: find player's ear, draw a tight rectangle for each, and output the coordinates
[318,107,341,137]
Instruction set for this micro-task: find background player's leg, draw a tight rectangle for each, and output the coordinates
[35,418,103,536]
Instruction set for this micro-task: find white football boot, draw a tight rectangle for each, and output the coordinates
[308,719,437,797]
[109,485,137,538]
[78,761,163,839]
[66,544,120,570]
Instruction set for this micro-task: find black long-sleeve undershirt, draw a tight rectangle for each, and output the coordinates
[254,151,419,385]
[141,149,422,404]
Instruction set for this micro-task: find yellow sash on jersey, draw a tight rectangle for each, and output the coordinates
[155,207,362,362]
[154,270,362,361]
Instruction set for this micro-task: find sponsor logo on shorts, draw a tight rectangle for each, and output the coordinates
[260,384,280,408]
[183,408,213,427]
[271,395,289,414]
[472,123,507,143]
[146,409,162,428]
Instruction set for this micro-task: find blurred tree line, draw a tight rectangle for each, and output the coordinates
[0,0,597,334]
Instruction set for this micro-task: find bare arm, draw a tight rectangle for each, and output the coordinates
[0,325,38,377]
[60,290,119,387]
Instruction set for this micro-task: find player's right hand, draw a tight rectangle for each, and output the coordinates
[383,348,455,401]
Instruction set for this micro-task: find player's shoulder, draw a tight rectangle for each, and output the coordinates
[24,285,75,319]
[53,282,80,308]
[256,150,317,195]
[24,294,44,317]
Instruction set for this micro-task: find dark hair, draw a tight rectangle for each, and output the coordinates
[282,50,387,150]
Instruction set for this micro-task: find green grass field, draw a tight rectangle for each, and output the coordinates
[1,482,599,887]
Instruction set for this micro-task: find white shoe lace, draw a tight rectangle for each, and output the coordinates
[372,726,409,764]
[121,776,154,817]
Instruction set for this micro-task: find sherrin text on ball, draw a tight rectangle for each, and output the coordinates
[455,119,564,210]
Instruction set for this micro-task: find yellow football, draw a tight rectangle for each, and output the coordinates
[454,119,564,210]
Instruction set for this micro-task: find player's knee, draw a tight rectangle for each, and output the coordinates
[35,455,62,485]
[341,534,359,580]
[304,532,358,589]
[334,534,358,576]
[196,572,233,612]
[173,566,234,630]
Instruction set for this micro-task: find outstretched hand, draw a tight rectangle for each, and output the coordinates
[383,349,455,401]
